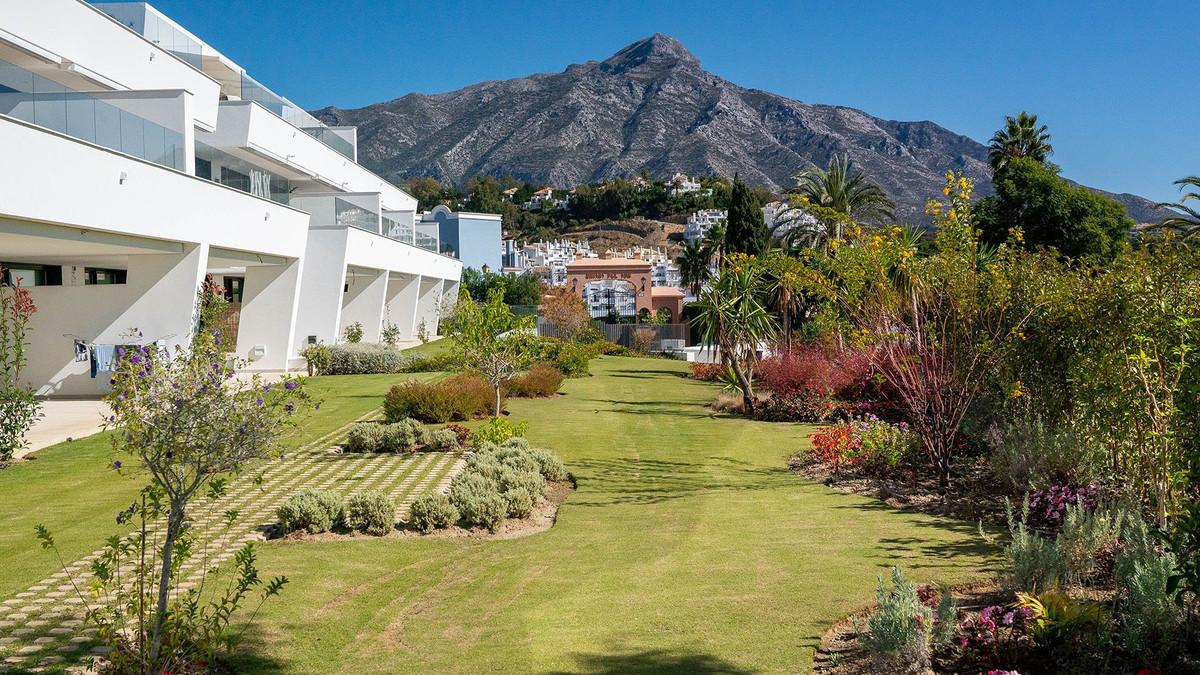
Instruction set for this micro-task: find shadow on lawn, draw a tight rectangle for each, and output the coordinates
[549,648,757,674]
[828,498,999,570]
[585,398,711,419]
[567,456,791,507]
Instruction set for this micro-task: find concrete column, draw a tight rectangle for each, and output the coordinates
[385,273,422,341]
[292,227,350,348]
[413,276,442,341]
[236,258,303,370]
[339,268,388,343]
[26,243,209,397]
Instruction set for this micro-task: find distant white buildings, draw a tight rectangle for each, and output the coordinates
[762,200,822,238]
[501,239,682,290]
[669,173,701,196]
[685,209,727,244]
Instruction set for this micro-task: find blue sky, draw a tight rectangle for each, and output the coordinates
[146,0,1196,202]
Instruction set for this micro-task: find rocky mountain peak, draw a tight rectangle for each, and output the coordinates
[600,33,698,74]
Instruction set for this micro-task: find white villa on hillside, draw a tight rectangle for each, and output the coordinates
[685,209,727,244]
[0,1,478,397]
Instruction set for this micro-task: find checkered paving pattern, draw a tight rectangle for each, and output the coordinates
[0,413,465,672]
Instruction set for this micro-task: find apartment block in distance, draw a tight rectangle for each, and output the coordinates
[0,1,466,396]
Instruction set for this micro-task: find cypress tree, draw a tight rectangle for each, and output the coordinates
[724,175,768,256]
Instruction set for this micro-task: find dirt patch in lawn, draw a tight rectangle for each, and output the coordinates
[398,478,576,540]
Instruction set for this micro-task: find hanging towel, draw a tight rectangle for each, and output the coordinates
[92,344,115,377]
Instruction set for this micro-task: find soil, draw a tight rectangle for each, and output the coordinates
[789,452,1011,527]
[560,218,686,256]
[274,478,576,543]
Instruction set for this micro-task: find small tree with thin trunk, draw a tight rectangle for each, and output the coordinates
[448,286,539,416]
[694,254,777,416]
[37,280,312,671]
[540,286,591,340]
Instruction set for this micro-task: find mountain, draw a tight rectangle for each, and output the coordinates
[314,34,1167,224]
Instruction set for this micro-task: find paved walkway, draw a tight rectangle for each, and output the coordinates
[0,410,465,672]
[18,400,107,460]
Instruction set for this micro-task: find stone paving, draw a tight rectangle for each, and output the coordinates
[0,412,465,672]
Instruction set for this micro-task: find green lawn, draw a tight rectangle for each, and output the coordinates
[0,372,436,599]
[232,357,997,674]
[401,337,453,357]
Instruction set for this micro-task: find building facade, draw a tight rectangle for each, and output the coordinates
[419,206,501,272]
[0,1,463,396]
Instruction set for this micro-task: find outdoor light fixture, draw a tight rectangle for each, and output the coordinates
[119,171,127,184]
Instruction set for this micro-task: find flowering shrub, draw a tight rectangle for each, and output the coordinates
[1027,483,1103,529]
[756,389,843,422]
[689,362,725,381]
[847,415,918,474]
[955,604,1034,669]
[0,268,41,465]
[808,423,860,474]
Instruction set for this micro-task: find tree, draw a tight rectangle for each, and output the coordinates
[540,286,591,340]
[704,220,727,269]
[693,255,778,416]
[791,154,895,231]
[724,176,769,256]
[0,267,41,465]
[448,287,539,415]
[988,111,1053,173]
[99,280,310,665]
[465,175,505,214]
[405,177,452,210]
[763,252,806,352]
[677,239,712,296]
[976,157,1132,261]
[1154,176,1200,242]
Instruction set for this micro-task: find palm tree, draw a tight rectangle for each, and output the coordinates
[693,261,777,417]
[677,239,712,297]
[988,112,1053,173]
[703,220,727,269]
[763,252,806,353]
[1153,176,1200,242]
[791,155,895,235]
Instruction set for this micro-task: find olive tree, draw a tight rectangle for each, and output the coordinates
[448,286,539,416]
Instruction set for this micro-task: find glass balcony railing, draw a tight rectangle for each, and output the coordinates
[194,140,290,204]
[0,58,185,171]
[415,230,439,253]
[335,197,379,233]
[299,126,355,160]
[383,215,414,244]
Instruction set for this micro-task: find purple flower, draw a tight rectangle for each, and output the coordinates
[255,397,264,406]
[263,384,272,393]
[112,460,122,469]
[284,380,297,391]
[314,402,321,410]
[131,353,141,364]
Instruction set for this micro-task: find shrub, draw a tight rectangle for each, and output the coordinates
[383,373,493,423]
[277,490,343,535]
[401,352,459,373]
[858,567,953,672]
[808,423,860,475]
[425,427,460,451]
[689,362,725,381]
[1002,498,1067,591]
[755,389,843,422]
[300,342,332,376]
[1027,483,1104,529]
[345,423,388,453]
[449,472,506,531]
[527,447,568,481]
[1015,589,1109,647]
[407,492,459,533]
[1115,513,1181,656]
[985,417,1107,494]
[545,340,594,377]
[380,322,400,347]
[710,392,746,414]
[470,417,528,448]
[758,347,872,399]
[325,344,406,375]
[504,362,564,398]
[342,322,364,343]
[343,491,395,536]
[497,466,545,501]
[446,423,472,447]
[847,415,918,475]
[502,487,534,518]
[1058,503,1121,586]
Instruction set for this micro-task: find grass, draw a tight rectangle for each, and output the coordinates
[231,357,997,674]
[0,372,436,600]
[400,337,452,357]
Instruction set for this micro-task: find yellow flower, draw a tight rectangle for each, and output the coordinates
[1009,380,1026,399]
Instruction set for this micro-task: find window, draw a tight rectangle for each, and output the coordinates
[84,267,127,285]
[223,276,244,303]
[1,262,61,286]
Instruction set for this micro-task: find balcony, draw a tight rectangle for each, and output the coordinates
[0,57,186,170]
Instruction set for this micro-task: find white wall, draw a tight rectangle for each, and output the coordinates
[385,274,421,341]
[0,0,221,130]
[24,244,209,397]
[339,269,388,343]
[291,227,350,348]
[0,117,310,258]
[236,259,303,371]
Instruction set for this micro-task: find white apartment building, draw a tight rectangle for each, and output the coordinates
[763,200,821,237]
[685,209,727,244]
[503,239,595,286]
[0,1,463,396]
